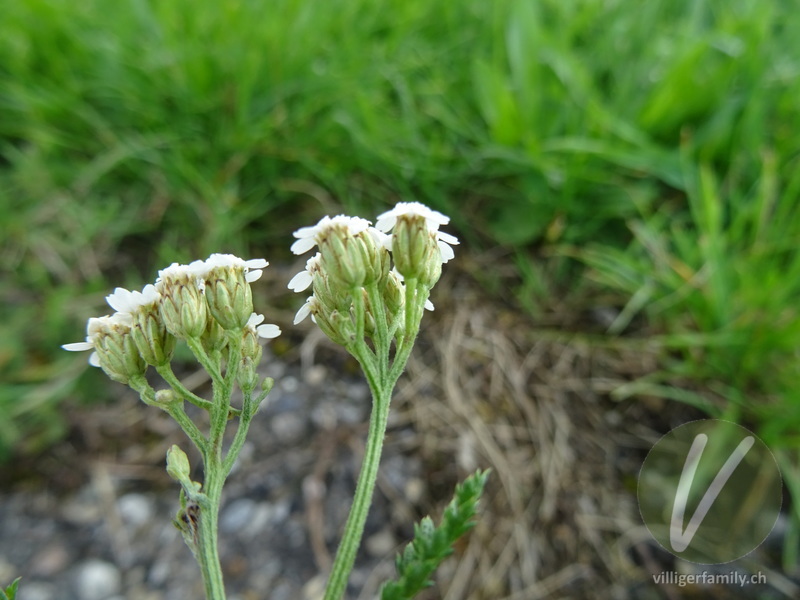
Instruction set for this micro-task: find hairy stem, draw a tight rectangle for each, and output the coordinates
[323,379,391,600]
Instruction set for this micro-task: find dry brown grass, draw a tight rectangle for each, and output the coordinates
[388,269,683,600]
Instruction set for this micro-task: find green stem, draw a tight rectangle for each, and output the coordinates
[323,379,391,600]
[194,330,243,600]
[223,390,253,477]
[196,460,226,600]
[187,337,224,384]
[365,282,390,377]
[157,364,216,411]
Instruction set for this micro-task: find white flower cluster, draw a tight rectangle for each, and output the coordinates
[288,202,458,341]
[63,254,280,373]
[374,201,459,263]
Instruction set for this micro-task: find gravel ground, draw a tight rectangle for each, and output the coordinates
[1,269,797,600]
[0,341,434,600]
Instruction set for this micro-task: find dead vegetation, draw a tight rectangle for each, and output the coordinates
[389,270,691,599]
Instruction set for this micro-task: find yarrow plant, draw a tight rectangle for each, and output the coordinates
[60,203,487,600]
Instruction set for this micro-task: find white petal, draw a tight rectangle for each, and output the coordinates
[438,241,455,263]
[367,228,391,248]
[333,215,370,234]
[256,323,282,339]
[187,259,211,278]
[424,299,434,311]
[293,222,323,239]
[291,236,318,255]
[375,214,397,232]
[288,270,313,292]
[141,284,160,304]
[106,287,136,313]
[205,254,240,268]
[246,258,268,269]
[88,351,101,367]
[246,313,265,328]
[294,299,313,324]
[437,231,459,245]
[62,341,95,351]
[245,270,263,283]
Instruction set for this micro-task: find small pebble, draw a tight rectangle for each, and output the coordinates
[14,581,55,600]
[30,543,70,576]
[304,365,327,386]
[74,559,122,600]
[117,493,154,530]
[365,528,397,557]
[281,375,299,393]
[221,498,257,533]
[271,411,306,443]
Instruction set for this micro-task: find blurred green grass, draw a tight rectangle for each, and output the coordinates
[2,0,800,495]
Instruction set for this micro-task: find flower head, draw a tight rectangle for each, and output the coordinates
[62,314,130,367]
[376,201,459,266]
[375,201,450,233]
[156,262,209,339]
[106,284,175,366]
[288,253,322,293]
[205,254,268,283]
[105,284,160,315]
[63,313,145,384]
[203,254,268,330]
[290,215,371,255]
[293,296,317,325]
[293,215,388,288]
[157,260,210,286]
[246,312,282,340]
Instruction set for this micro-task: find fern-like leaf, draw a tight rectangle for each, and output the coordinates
[380,469,489,600]
[1,577,21,600]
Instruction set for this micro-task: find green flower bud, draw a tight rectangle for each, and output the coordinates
[316,308,354,346]
[127,290,175,366]
[166,444,202,497]
[203,254,267,331]
[294,296,352,346]
[200,317,228,356]
[157,262,209,339]
[312,269,352,315]
[391,214,440,283]
[238,326,263,392]
[103,285,175,367]
[166,444,191,482]
[155,389,179,404]
[382,270,406,337]
[89,315,147,385]
[238,312,280,391]
[315,217,389,289]
[374,201,458,287]
[238,356,259,393]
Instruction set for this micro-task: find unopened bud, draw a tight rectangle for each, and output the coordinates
[204,256,256,331]
[391,215,441,284]
[200,318,228,356]
[90,315,146,385]
[313,305,353,346]
[382,270,406,336]
[157,262,209,339]
[155,389,179,404]
[238,356,259,393]
[131,305,175,367]
[317,218,388,289]
[166,444,191,482]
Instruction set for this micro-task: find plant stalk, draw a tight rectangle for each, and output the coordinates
[323,381,392,600]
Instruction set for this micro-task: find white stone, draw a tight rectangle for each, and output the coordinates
[75,559,122,600]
